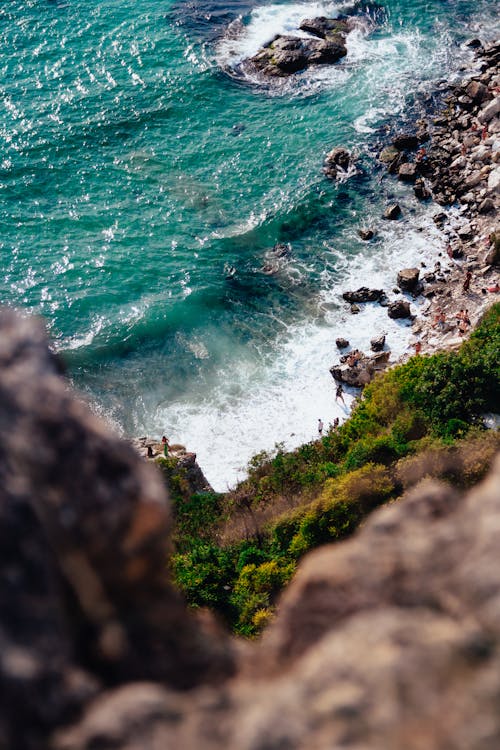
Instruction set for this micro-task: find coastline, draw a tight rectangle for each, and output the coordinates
[385,39,499,360]
[135,39,499,486]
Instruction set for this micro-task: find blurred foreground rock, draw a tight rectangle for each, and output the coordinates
[0,309,233,750]
[2,308,500,750]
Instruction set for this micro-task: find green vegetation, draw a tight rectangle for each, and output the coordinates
[170,305,500,637]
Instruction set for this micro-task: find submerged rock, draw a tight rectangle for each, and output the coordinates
[323,147,353,179]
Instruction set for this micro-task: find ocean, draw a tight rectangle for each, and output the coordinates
[1,0,498,489]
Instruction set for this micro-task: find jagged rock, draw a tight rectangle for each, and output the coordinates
[379,145,400,163]
[0,308,234,749]
[370,334,386,352]
[478,197,495,214]
[324,147,352,179]
[465,80,489,104]
[335,337,350,349]
[397,267,420,291]
[383,204,402,220]
[298,16,350,39]
[392,132,419,151]
[488,167,500,194]
[414,178,431,200]
[387,300,412,319]
[358,228,374,240]
[478,96,500,124]
[398,162,417,182]
[350,303,360,314]
[342,287,385,303]
[249,30,347,77]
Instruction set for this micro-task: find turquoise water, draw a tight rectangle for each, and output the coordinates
[1,0,498,487]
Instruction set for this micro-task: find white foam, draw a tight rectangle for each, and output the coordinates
[153,209,446,491]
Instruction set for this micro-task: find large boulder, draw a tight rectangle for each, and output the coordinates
[0,309,234,749]
[248,27,347,77]
[383,203,402,220]
[387,299,412,318]
[299,16,350,39]
[397,267,420,292]
[392,132,419,151]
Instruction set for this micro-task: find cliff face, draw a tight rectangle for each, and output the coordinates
[2,308,500,750]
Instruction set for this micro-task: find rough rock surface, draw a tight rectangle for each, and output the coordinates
[0,309,233,750]
[53,455,500,750]
[342,286,385,303]
[397,267,420,291]
[323,146,353,180]
[248,21,347,78]
[388,299,412,318]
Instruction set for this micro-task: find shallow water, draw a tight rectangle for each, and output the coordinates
[1,0,498,488]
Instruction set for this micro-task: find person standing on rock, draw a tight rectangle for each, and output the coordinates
[161,435,169,457]
[335,383,346,406]
[318,418,324,437]
[463,270,472,294]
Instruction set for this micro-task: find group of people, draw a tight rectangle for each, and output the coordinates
[317,416,340,437]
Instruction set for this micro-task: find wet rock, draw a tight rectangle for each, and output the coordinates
[249,29,347,77]
[358,228,375,240]
[379,145,400,164]
[370,334,386,352]
[414,178,431,200]
[383,204,402,220]
[335,337,350,349]
[465,37,483,48]
[298,16,350,39]
[342,287,385,303]
[397,267,420,292]
[350,303,361,314]
[398,162,417,182]
[323,147,352,179]
[393,132,419,151]
[387,300,412,319]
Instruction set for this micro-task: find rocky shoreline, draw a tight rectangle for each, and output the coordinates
[329,38,499,389]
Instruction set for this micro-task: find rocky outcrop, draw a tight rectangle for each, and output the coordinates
[330,349,391,386]
[397,267,420,291]
[0,309,233,750]
[248,24,347,78]
[323,146,353,180]
[342,286,386,303]
[52,453,500,750]
[383,203,402,219]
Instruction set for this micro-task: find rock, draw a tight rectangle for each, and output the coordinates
[487,167,500,194]
[383,204,402,220]
[392,133,419,151]
[0,308,234,748]
[335,337,350,349]
[387,300,412,319]
[398,162,417,182]
[342,287,385,303]
[370,334,386,352]
[466,80,490,103]
[358,228,375,240]
[465,37,483,48]
[379,145,400,164]
[397,267,420,292]
[414,178,431,200]
[298,16,350,39]
[478,197,495,214]
[248,28,347,77]
[324,147,352,179]
[478,96,500,124]
[350,304,360,314]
